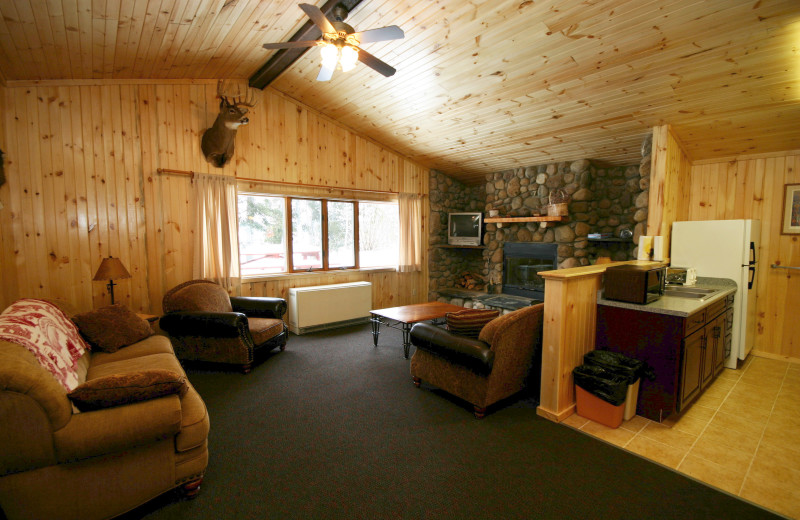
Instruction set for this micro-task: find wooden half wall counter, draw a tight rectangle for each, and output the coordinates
[537,260,666,423]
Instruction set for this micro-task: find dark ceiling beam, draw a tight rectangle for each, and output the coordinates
[249,0,364,90]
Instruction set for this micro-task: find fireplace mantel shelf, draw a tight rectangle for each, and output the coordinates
[485,216,568,229]
[484,216,567,223]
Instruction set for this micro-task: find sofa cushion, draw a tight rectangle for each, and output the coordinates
[68,369,188,411]
[72,304,153,353]
[88,352,185,381]
[247,317,284,345]
[89,334,175,367]
[53,396,182,463]
[445,309,500,339]
[0,298,88,391]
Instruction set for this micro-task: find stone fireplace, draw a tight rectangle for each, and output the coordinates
[429,136,652,311]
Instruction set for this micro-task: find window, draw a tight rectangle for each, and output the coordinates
[359,202,399,268]
[291,199,323,270]
[238,195,286,276]
[328,201,355,268]
[237,194,398,276]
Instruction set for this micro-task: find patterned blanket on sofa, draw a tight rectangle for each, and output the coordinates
[0,299,88,391]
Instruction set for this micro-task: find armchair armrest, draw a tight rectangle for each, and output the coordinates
[230,296,287,319]
[159,311,248,338]
[410,323,494,374]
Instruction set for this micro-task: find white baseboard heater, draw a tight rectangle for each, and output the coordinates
[287,281,373,335]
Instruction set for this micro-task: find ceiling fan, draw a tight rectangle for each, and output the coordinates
[262,3,404,81]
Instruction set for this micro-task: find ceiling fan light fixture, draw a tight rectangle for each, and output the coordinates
[340,45,358,72]
[260,3,405,83]
[320,43,339,68]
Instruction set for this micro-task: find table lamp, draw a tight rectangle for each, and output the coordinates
[93,256,131,304]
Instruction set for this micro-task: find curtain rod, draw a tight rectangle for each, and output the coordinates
[156,168,408,196]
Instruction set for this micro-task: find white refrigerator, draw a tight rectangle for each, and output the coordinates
[670,220,760,369]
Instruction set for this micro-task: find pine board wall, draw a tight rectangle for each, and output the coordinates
[686,153,800,361]
[0,81,429,314]
[649,125,798,361]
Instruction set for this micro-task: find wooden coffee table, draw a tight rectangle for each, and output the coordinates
[370,302,466,359]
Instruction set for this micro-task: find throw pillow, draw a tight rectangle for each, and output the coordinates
[68,370,188,411]
[445,309,500,339]
[72,304,153,353]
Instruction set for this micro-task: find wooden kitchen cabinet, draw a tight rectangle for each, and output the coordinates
[596,293,734,421]
[680,297,729,411]
[710,312,726,377]
[680,326,704,407]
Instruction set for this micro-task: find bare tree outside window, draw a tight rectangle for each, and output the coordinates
[238,195,286,275]
[360,202,398,268]
[291,199,323,269]
[237,194,397,275]
[328,201,355,268]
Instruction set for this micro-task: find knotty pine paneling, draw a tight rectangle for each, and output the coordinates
[0,82,429,313]
[0,83,16,302]
[647,125,692,258]
[687,152,800,361]
[4,1,798,183]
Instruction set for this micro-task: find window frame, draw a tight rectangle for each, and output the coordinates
[325,200,359,271]
[238,192,395,279]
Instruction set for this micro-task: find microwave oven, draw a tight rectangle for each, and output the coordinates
[603,265,666,304]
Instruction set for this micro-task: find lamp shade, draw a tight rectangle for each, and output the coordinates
[340,46,358,72]
[320,44,339,68]
[93,257,131,281]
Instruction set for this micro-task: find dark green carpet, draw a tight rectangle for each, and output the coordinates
[128,323,782,520]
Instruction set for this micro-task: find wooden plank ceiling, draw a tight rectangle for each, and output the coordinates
[0,0,798,185]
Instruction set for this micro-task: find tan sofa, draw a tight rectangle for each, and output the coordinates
[0,302,210,520]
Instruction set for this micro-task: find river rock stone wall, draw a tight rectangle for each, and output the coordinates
[482,159,644,286]
[428,170,485,299]
[428,135,652,299]
[634,133,653,253]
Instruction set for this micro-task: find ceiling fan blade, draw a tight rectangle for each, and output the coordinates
[317,62,335,82]
[263,40,319,50]
[299,3,336,35]
[357,48,396,77]
[352,26,404,44]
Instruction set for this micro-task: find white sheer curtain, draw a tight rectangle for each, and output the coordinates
[398,193,422,272]
[192,173,240,291]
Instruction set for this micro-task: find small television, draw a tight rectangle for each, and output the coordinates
[448,212,483,246]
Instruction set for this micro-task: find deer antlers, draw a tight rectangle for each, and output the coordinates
[216,79,257,108]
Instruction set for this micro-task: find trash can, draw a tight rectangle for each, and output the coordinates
[583,350,651,421]
[572,365,629,428]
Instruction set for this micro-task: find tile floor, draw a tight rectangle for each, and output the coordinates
[561,356,800,519]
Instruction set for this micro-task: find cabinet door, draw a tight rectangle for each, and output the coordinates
[701,322,715,388]
[710,313,726,376]
[680,328,704,410]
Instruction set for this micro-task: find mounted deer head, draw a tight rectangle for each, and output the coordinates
[201,80,258,168]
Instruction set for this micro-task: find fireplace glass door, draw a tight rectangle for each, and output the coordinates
[502,243,558,299]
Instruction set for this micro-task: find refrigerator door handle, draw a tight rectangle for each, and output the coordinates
[747,241,757,289]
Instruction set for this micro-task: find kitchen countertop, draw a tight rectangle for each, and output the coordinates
[597,277,737,317]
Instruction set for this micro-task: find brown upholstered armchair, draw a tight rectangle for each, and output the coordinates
[160,280,288,373]
[409,303,544,418]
